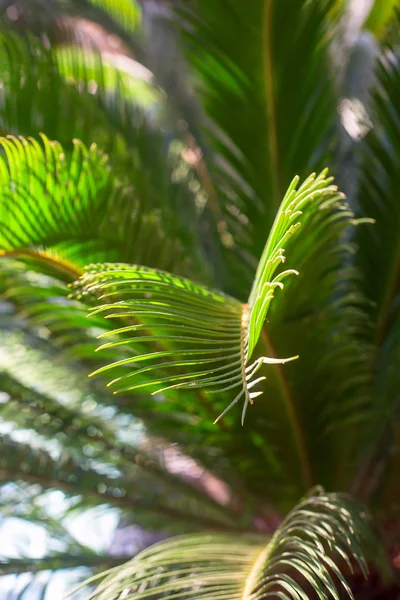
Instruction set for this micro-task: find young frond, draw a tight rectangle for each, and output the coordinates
[83,489,380,600]
[73,171,344,424]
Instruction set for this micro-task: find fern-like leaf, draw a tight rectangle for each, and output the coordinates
[74,171,344,424]
[0,134,193,275]
[82,489,380,600]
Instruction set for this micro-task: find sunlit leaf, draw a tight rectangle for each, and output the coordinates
[84,490,380,600]
[74,171,345,424]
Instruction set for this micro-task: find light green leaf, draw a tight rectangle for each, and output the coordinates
[75,171,344,424]
[82,0,141,33]
[364,0,400,36]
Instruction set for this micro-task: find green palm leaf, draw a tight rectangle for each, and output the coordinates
[176,0,338,283]
[83,490,380,600]
[0,325,242,532]
[352,12,400,502]
[0,134,194,275]
[81,0,141,32]
[74,171,344,424]
[0,426,236,533]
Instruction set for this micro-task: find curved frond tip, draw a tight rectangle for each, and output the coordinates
[73,171,346,424]
[81,490,378,600]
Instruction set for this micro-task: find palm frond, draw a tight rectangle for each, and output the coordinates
[0,367,237,521]
[0,134,195,275]
[352,13,400,501]
[0,27,135,151]
[176,0,339,286]
[73,171,345,426]
[84,489,382,600]
[77,0,141,33]
[0,426,240,533]
[0,265,255,498]
[0,20,223,282]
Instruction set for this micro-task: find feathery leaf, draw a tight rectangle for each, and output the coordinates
[0,134,195,275]
[74,171,344,425]
[84,490,379,600]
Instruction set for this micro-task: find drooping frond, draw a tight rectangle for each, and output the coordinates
[0,324,245,534]
[0,424,239,534]
[84,490,381,600]
[73,171,345,425]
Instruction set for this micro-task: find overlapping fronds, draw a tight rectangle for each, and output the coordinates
[0,24,165,163]
[85,490,379,600]
[0,27,211,273]
[352,16,400,501]
[0,134,194,275]
[0,3,396,598]
[0,28,130,150]
[0,425,238,534]
[0,323,246,533]
[0,265,254,495]
[177,0,338,284]
[0,368,235,520]
[73,171,345,426]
